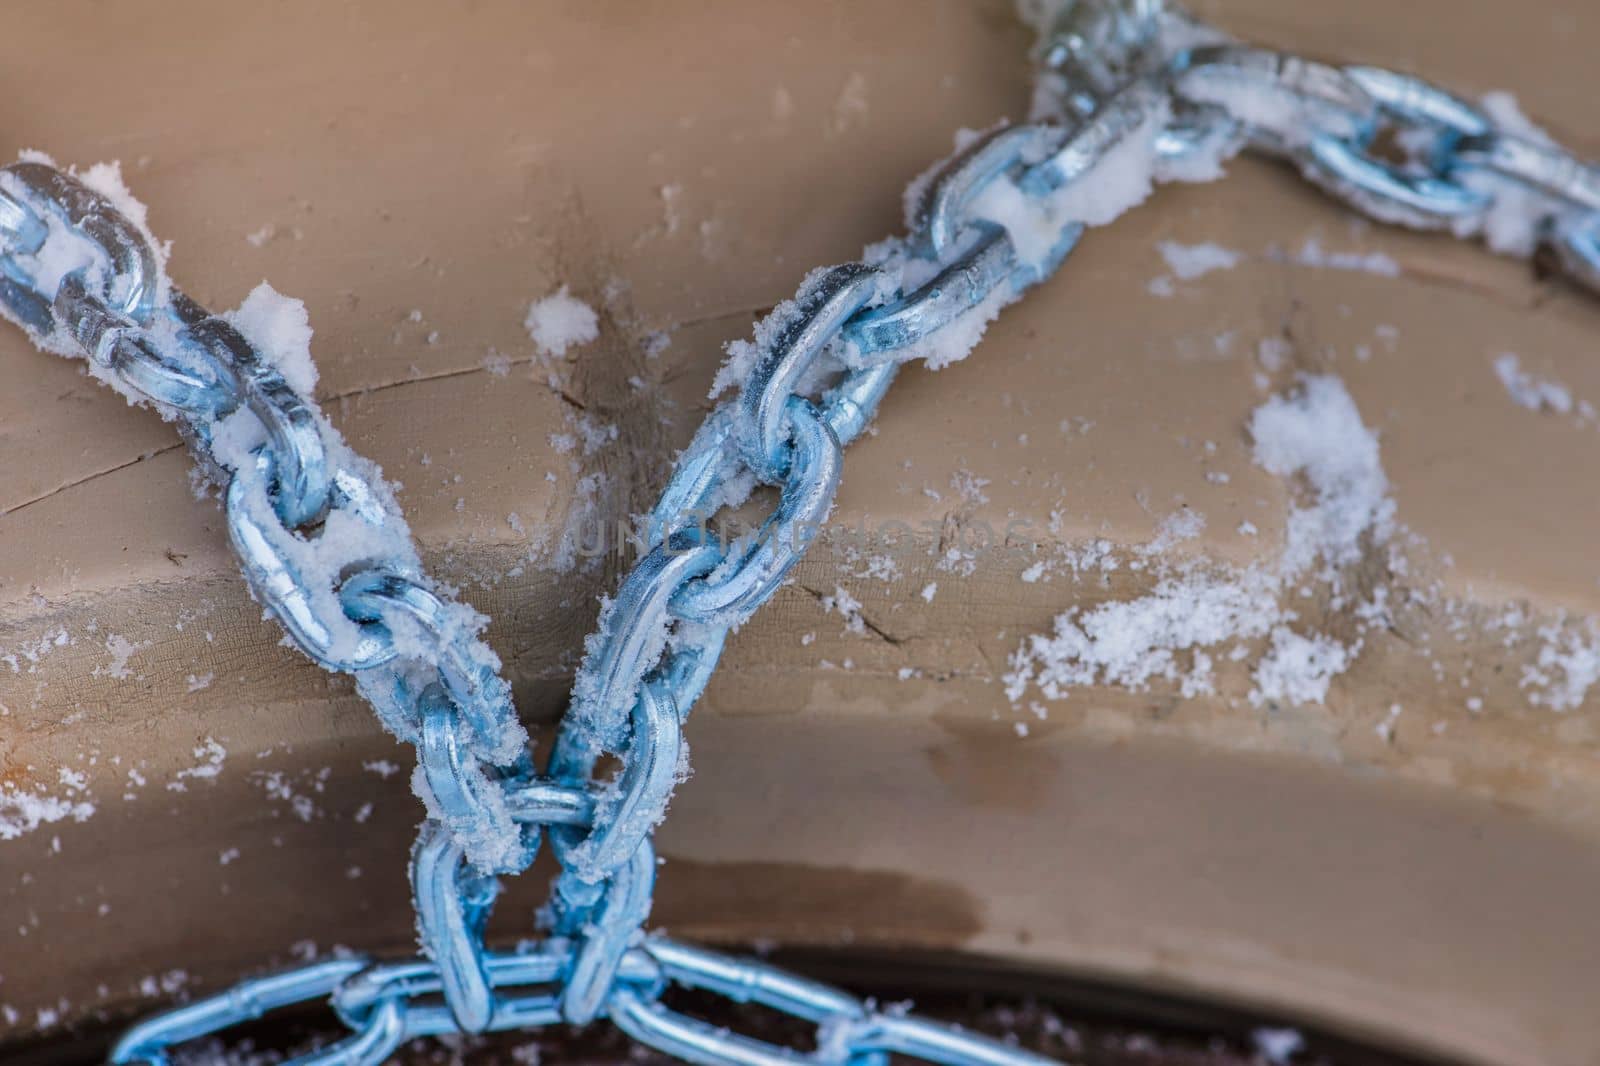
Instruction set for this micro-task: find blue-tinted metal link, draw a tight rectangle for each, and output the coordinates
[1300,68,1492,226]
[843,224,1019,363]
[1169,45,1374,152]
[340,570,516,757]
[53,273,235,415]
[739,263,880,480]
[1153,110,1243,168]
[552,679,682,885]
[644,939,863,1021]
[1305,135,1491,224]
[654,624,730,720]
[506,777,597,828]
[226,455,399,673]
[916,124,1057,255]
[287,998,408,1066]
[1341,66,1491,139]
[110,958,372,1065]
[1023,79,1170,195]
[1034,0,1168,119]
[177,303,333,528]
[608,939,1060,1066]
[842,119,1081,366]
[669,397,842,627]
[820,362,898,445]
[1455,131,1600,213]
[556,538,721,753]
[410,818,499,1033]
[1552,215,1600,291]
[843,1013,1058,1066]
[648,405,742,545]
[1173,46,1497,228]
[554,834,659,1024]
[0,161,159,327]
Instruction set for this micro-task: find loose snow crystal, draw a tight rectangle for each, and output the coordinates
[1492,352,1587,418]
[1284,237,1400,277]
[1004,567,1280,701]
[1157,240,1242,280]
[0,771,95,842]
[1253,1028,1306,1066]
[1250,374,1393,573]
[1006,376,1393,708]
[167,737,227,792]
[821,585,868,636]
[1250,628,1354,707]
[1522,620,1600,711]
[524,285,599,356]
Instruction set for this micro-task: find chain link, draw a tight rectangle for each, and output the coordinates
[5,0,1598,1062]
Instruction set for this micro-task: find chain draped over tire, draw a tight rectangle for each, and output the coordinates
[2,1,1596,1063]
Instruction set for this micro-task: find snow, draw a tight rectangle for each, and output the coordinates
[1157,240,1241,280]
[967,95,1175,270]
[1256,336,1291,373]
[1250,375,1394,572]
[1522,620,1600,710]
[1250,628,1353,708]
[226,282,319,397]
[1456,91,1558,257]
[710,265,840,398]
[1175,63,1333,152]
[167,737,227,791]
[900,279,1016,371]
[542,470,611,575]
[828,72,871,138]
[2,627,72,674]
[1376,703,1404,743]
[643,329,672,359]
[1146,508,1206,554]
[100,634,143,680]
[1006,376,1394,707]
[821,585,868,636]
[524,285,599,356]
[1037,101,1168,229]
[1283,237,1400,277]
[0,773,95,842]
[1253,1027,1305,1065]
[1005,566,1279,700]
[252,767,328,823]
[1492,352,1590,420]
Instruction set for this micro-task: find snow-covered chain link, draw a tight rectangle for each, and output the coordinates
[0,161,532,882]
[1,0,1593,1062]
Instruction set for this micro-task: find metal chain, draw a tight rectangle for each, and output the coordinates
[3,0,1596,1062]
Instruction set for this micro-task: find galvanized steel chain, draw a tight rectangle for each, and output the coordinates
[2,0,1596,1062]
[0,157,539,903]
